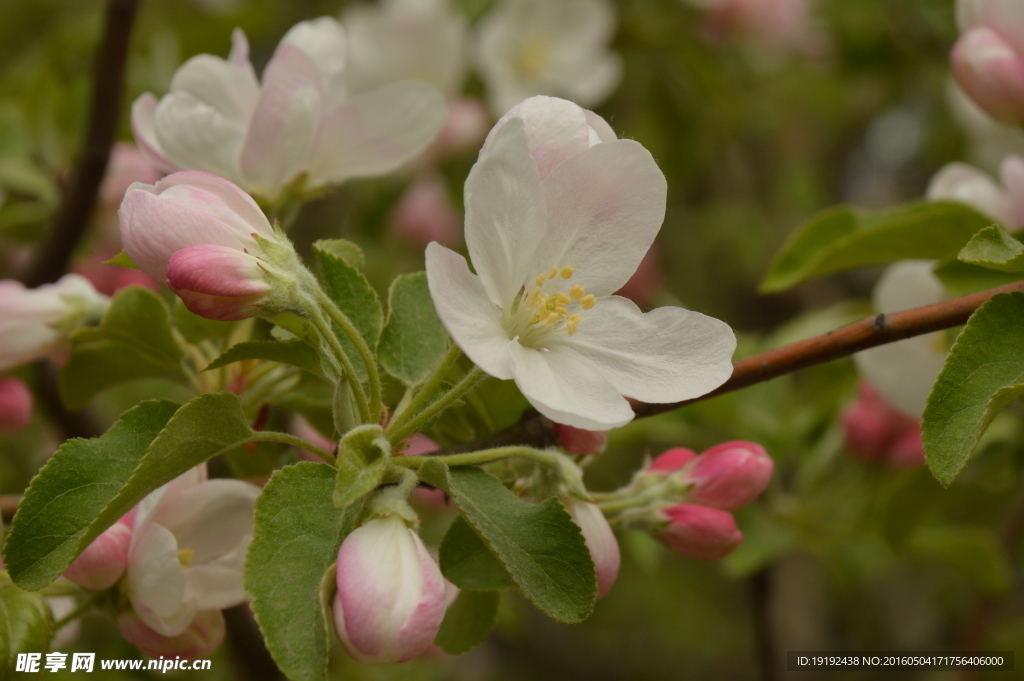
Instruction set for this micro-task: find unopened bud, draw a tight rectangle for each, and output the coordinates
[554,423,608,456]
[0,375,33,435]
[685,441,773,510]
[952,26,1024,125]
[649,447,698,473]
[564,499,620,599]
[656,504,743,560]
[64,520,132,591]
[166,245,276,321]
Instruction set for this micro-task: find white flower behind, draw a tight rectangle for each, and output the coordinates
[927,154,1024,231]
[426,97,736,430]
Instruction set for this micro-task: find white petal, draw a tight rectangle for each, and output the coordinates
[425,243,513,380]
[305,81,447,186]
[280,17,348,108]
[464,116,548,307]
[508,338,633,430]
[552,296,736,403]
[127,522,189,635]
[531,139,667,296]
[169,50,259,125]
[484,96,592,179]
[1000,154,1024,230]
[927,161,1015,226]
[584,109,617,143]
[130,94,177,174]
[152,479,259,564]
[239,44,322,194]
[184,537,250,611]
[153,92,247,184]
[872,260,945,314]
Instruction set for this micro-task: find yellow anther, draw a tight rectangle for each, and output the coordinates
[546,266,559,280]
[178,548,195,568]
[528,288,542,305]
[542,312,560,326]
[567,314,581,335]
[535,275,546,286]
[569,314,581,324]
[580,294,597,310]
[556,292,571,304]
[560,266,574,279]
[570,284,586,300]
[555,305,569,317]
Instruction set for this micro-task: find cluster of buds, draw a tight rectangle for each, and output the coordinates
[604,441,773,560]
[841,381,924,469]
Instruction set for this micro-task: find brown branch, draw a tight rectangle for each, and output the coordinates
[438,281,1024,455]
[22,0,140,287]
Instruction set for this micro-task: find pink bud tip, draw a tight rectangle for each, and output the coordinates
[166,244,273,321]
[553,423,608,456]
[64,520,132,591]
[842,381,924,468]
[0,376,33,435]
[952,26,1024,126]
[565,499,620,598]
[685,441,774,510]
[649,447,698,473]
[657,504,744,560]
[117,609,225,660]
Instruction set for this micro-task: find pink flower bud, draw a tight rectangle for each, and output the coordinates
[685,441,773,510]
[165,244,274,321]
[553,423,608,456]
[649,447,698,473]
[64,520,132,591]
[117,609,225,660]
[564,499,620,599]
[842,381,924,468]
[333,515,447,663]
[0,375,33,435]
[390,175,461,247]
[656,504,743,560]
[434,98,490,155]
[952,26,1024,125]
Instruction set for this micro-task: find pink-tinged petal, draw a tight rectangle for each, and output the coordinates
[957,0,1024,54]
[532,140,667,296]
[240,44,322,194]
[306,81,447,186]
[128,522,192,636]
[118,609,225,660]
[153,92,248,184]
[280,17,348,107]
[564,499,620,598]
[952,26,1024,126]
[649,447,698,473]
[153,478,259,566]
[657,504,743,560]
[927,161,1015,226]
[686,441,774,510]
[551,296,735,405]
[183,538,250,611]
[483,96,592,179]
[227,28,255,74]
[131,94,177,174]
[508,338,633,430]
[583,108,617,143]
[166,245,271,321]
[168,49,259,125]
[0,375,33,435]
[394,535,448,661]
[464,116,548,307]
[101,143,162,208]
[64,521,131,591]
[425,243,514,380]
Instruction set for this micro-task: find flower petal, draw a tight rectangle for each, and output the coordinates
[131,94,177,174]
[153,92,248,184]
[484,96,591,179]
[305,81,447,186]
[154,479,259,565]
[464,116,548,307]
[168,48,259,126]
[280,17,348,108]
[551,296,736,404]
[184,538,250,611]
[927,161,1015,226]
[508,338,633,429]
[128,522,192,636]
[425,243,513,380]
[531,139,667,296]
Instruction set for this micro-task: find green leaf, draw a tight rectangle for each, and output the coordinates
[958,225,1024,272]
[933,259,1024,297]
[102,250,138,270]
[761,202,993,293]
[923,293,1024,487]
[439,515,515,590]
[314,243,383,382]
[60,286,188,410]
[246,462,361,681]
[0,581,52,676]
[910,526,1011,595]
[174,300,235,344]
[418,461,595,623]
[205,340,323,377]
[434,590,499,655]
[378,272,449,385]
[333,425,390,509]
[3,400,179,590]
[312,238,364,269]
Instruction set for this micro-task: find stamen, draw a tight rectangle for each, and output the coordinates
[560,266,574,279]
[546,266,559,279]
[556,292,571,304]
[536,275,546,286]
[178,548,195,568]
[580,294,597,310]
[570,285,586,300]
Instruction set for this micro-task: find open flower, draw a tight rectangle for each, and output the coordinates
[474,0,622,115]
[953,0,1024,125]
[426,97,735,430]
[927,154,1024,231]
[132,18,447,200]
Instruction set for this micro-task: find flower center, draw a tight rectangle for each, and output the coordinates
[178,548,195,568]
[506,264,596,345]
[515,34,553,79]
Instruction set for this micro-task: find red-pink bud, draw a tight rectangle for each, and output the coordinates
[649,447,698,473]
[953,26,1024,125]
[564,499,620,599]
[390,175,462,247]
[434,98,490,155]
[842,381,924,467]
[553,423,608,456]
[657,504,743,560]
[64,520,132,591]
[117,609,225,660]
[685,441,773,510]
[165,244,274,321]
[0,375,33,435]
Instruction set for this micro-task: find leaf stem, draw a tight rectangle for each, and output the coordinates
[315,289,383,425]
[256,431,335,465]
[305,303,371,424]
[391,445,561,470]
[386,367,485,444]
[387,344,462,435]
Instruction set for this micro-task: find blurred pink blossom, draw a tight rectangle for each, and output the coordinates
[953,0,1024,125]
[841,381,924,469]
[391,174,462,247]
[0,375,33,435]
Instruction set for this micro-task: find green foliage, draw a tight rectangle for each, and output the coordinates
[922,293,1024,487]
[333,425,390,510]
[378,272,449,385]
[761,202,993,292]
[934,259,1024,296]
[418,461,596,623]
[0,580,52,675]
[173,300,234,344]
[439,515,515,590]
[312,238,364,269]
[434,590,499,655]
[3,400,179,590]
[246,463,360,681]
[102,250,138,270]
[958,225,1024,272]
[59,286,188,409]
[910,526,1011,595]
[205,339,323,377]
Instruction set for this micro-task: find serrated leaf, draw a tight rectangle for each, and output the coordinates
[933,259,1024,297]
[205,340,323,377]
[102,250,139,270]
[923,293,1024,487]
[958,225,1024,272]
[439,515,515,590]
[314,243,383,382]
[0,581,52,676]
[418,461,595,623]
[434,589,499,655]
[174,300,235,343]
[761,202,992,293]
[246,463,361,681]
[3,400,179,590]
[333,425,390,509]
[910,526,1011,595]
[379,272,449,385]
[312,238,364,269]
[60,286,188,409]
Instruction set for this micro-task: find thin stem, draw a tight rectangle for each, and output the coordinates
[52,595,98,631]
[387,345,462,435]
[315,289,382,424]
[392,445,561,470]
[256,432,335,464]
[386,367,485,444]
[306,304,371,424]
